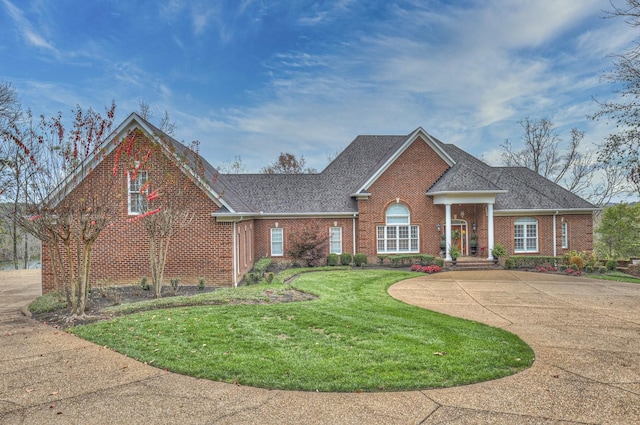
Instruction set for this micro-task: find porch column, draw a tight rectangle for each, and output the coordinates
[445,203,452,261]
[487,202,494,260]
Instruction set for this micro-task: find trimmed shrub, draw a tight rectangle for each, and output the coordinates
[377,254,435,267]
[354,253,367,267]
[598,266,607,274]
[585,265,594,273]
[606,260,617,271]
[435,258,445,268]
[245,272,261,285]
[198,277,205,290]
[504,258,516,269]
[265,272,274,283]
[570,256,584,270]
[340,252,352,266]
[253,258,272,275]
[327,253,339,266]
[508,256,561,269]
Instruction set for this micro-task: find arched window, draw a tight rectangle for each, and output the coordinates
[377,203,419,253]
[514,217,538,253]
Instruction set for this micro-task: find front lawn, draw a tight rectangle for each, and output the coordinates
[73,269,534,392]
[586,271,640,284]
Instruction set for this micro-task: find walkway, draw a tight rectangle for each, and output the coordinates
[1,270,639,424]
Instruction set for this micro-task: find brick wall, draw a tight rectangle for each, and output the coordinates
[42,134,236,293]
[253,217,355,263]
[357,136,450,262]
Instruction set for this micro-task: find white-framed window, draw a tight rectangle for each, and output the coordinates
[128,171,148,215]
[270,228,283,257]
[561,221,568,249]
[330,227,342,254]
[514,217,538,253]
[377,203,419,253]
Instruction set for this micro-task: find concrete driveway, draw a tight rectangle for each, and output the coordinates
[1,270,639,424]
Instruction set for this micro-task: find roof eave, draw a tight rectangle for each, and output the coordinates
[494,208,599,215]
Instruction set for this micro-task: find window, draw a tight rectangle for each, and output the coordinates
[514,217,538,253]
[128,171,148,215]
[330,227,342,254]
[377,203,419,253]
[271,228,283,257]
[561,222,568,249]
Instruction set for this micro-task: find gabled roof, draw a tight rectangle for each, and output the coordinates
[52,113,595,217]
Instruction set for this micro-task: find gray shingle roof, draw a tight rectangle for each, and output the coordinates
[140,119,595,214]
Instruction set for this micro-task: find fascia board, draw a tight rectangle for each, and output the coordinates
[494,208,599,216]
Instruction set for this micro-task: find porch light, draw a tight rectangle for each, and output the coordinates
[460,210,465,218]
[472,222,477,232]
[436,223,441,233]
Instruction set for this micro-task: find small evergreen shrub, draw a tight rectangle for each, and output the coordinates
[598,266,607,274]
[340,252,352,266]
[140,277,150,291]
[504,258,515,269]
[327,253,339,266]
[245,272,261,285]
[354,253,367,267]
[198,277,205,290]
[606,260,617,271]
[265,272,274,283]
[170,278,179,292]
[585,265,594,273]
[435,258,445,267]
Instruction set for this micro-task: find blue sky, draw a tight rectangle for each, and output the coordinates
[0,0,635,175]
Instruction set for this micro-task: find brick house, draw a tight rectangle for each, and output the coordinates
[41,113,597,292]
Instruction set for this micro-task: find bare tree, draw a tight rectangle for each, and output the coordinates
[592,0,640,197]
[138,100,177,136]
[216,155,247,174]
[260,152,317,174]
[501,118,627,206]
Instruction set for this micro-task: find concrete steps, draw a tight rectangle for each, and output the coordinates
[445,257,500,271]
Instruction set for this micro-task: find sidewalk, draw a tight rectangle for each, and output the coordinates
[1,269,639,424]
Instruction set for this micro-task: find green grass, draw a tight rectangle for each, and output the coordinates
[586,271,640,284]
[28,292,67,313]
[73,269,534,392]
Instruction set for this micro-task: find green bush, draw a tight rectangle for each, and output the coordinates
[559,264,567,272]
[598,266,607,274]
[327,253,339,266]
[265,272,274,283]
[198,277,205,290]
[253,258,272,275]
[140,277,150,291]
[377,254,435,267]
[585,265,594,273]
[606,260,617,271]
[435,258,445,267]
[570,256,584,270]
[340,253,352,266]
[504,258,516,269]
[245,272,261,285]
[170,278,179,291]
[354,253,367,267]
[508,256,561,269]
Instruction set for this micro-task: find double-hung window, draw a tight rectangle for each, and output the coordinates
[128,171,148,215]
[377,203,419,253]
[271,228,283,257]
[514,217,538,253]
[329,227,342,254]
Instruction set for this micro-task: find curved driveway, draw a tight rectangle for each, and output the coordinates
[1,270,639,424]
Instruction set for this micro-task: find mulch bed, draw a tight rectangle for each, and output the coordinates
[31,285,316,329]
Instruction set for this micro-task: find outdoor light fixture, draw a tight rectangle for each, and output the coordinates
[460,210,465,218]
[436,223,441,232]
[472,222,477,232]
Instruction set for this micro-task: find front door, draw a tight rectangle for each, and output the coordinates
[450,220,467,256]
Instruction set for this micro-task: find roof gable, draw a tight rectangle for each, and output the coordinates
[353,127,455,194]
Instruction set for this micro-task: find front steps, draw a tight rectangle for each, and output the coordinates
[445,256,500,271]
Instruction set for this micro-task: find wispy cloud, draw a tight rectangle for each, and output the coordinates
[1,0,58,54]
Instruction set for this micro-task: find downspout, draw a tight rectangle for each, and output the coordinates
[553,211,558,260]
[231,216,244,288]
[353,214,357,255]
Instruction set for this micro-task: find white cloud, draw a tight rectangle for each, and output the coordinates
[1,0,58,54]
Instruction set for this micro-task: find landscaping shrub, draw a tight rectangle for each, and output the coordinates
[265,272,274,283]
[340,252,352,266]
[354,253,367,267]
[410,264,443,274]
[598,266,607,274]
[198,277,205,290]
[508,256,560,269]
[140,277,150,291]
[377,254,435,267]
[327,253,339,266]
[245,272,261,285]
[570,256,584,270]
[253,258,272,275]
[170,278,179,292]
[435,258,445,267]
[606,260,617,271]
[585,265,594,273]
[504,258,515,269]
[287,224,329,267]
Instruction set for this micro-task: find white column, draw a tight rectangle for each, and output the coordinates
[445,203,452,261]
[487,202,494,260]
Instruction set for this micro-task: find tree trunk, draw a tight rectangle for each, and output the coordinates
[76,242,93,316]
